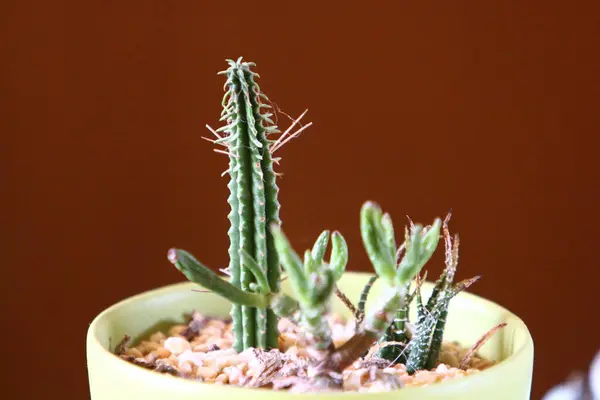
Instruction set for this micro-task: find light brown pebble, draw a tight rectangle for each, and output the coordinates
[150,331,167,343]
[217,339,232,349]
[237,362,248,374]
[196,366,218,380]
[134,357,147,365]
[365,380,396,393]
[439,352,459,368]
[155,347,171,359]
[223,366,246,385]
[197,334,209,343]
[279,332,299,350]
[214,373,229,384]
[137,341,160,353]
[285,346,300,357]
[215,355,245,370]
[179,361,196,375]
[278,318,296,333]
[123,314,491,392]
[343,368,369,391]
[124,348,143,358]
[160,357,177,367]
[177,350,207,367]
[202,327,223,337]
[411,370,441,386]
[207,320,226,330]
[193,344,211,352]
[168,325,187,337]
[450,368,466,378]
[164,337,192,355]
[435,364,449,373]
[394,363,407,373]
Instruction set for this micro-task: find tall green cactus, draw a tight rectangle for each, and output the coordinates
[169,58,289,351]
[222,58,282,351]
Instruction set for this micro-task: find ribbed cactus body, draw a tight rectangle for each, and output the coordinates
[221,59,281,351]
[169,58,317,353]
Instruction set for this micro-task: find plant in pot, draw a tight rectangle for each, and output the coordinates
[86,58,534,399]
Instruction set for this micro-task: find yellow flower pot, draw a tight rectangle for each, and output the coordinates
[87,272,533,399]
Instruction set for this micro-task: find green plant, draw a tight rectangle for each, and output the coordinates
[169,228,346,353]
[318,202,442,373]
[168,57,309,352]
[350,211,481,373]
[271,226,348,351]
[403,217,480,373]
[167,58,484,379]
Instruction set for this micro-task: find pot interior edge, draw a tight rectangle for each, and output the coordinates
[93,272,530,364]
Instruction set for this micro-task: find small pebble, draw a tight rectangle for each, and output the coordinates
[156,347,171,358]
[124,348,143,358]
[196,366,218,380]
[164,337,192,355]
[215,373,229,384]
[122,312,493,392]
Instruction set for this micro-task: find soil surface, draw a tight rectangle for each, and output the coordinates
[117,312,496,392]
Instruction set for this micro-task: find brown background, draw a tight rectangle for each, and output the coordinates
[2,1,599,399]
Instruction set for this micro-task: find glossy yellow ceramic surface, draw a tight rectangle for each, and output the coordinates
[87,272,533,399]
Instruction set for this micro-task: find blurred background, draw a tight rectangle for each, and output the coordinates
[3,1,599,398]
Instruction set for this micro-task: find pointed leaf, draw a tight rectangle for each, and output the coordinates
[311,230,330,264]
[167,248,267,308]
[270,224,309,302]
[330,231,348,281]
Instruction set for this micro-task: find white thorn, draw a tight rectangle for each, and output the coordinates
[201,136,228,147]
[270,109,308,151]
[271,122,313,154]
[214,148,238,158]
[206,124,223,139]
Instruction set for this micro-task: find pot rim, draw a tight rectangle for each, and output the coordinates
[87,271,534,396]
